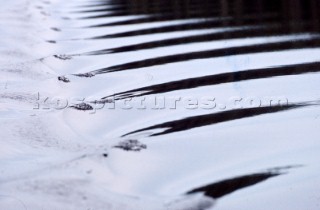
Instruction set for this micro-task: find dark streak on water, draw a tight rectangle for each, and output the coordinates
[88,38,320,74]
[84,23,311,54]
[187,171,281,199]
[102,62,320,100]
[186,164,303,199]
[123,102,315,137]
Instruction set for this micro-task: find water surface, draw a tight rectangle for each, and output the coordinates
[1,0,320,209]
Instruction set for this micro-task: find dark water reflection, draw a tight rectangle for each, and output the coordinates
[67,0,320,78]
[122,101,319,137]
[101,62,320,100]
[81,0,320,30]
[52,0,320,209]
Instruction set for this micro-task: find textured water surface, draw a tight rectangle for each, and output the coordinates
[1,0,320,210]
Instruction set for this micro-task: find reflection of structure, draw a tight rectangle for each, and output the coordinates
[80,0,320,76]
[98,0,320,32]
[104,0,302,16]
[82,0,320,39]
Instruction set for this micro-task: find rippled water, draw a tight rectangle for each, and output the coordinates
[1,0,320,209]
